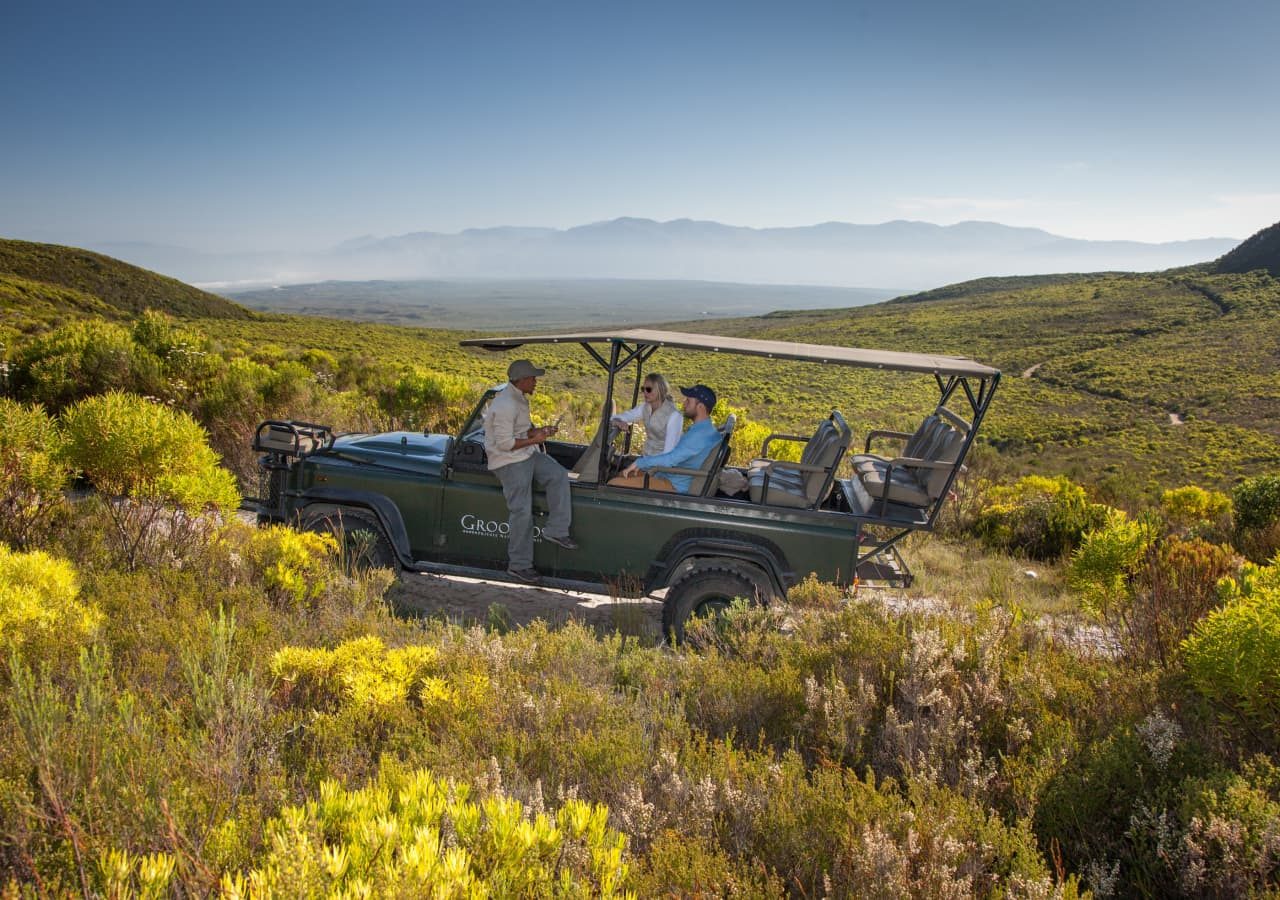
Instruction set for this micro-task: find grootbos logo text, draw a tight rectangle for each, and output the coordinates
[459,514,542,540]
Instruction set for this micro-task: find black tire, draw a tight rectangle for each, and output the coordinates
[662,562,774,644]
[302,508,398,572]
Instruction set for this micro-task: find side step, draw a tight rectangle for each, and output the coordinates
[409,559,613,595]
[855,541,913,588]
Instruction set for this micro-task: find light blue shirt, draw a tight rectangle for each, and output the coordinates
[635,418,721,494]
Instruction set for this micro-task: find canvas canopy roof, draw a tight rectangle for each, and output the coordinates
[461,329,999,378]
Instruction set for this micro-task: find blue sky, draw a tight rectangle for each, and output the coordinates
[2,0,1277,252]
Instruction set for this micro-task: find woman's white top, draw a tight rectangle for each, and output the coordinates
[616,399,683,455]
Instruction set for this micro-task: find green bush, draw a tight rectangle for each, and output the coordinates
[60,392,238,513]
[1233,474,1280,563]
[1072,513,1238,666]
[0,399,71,548]
[60,392,239,568]
[1070,509,1156,619]
[131,309,219,389]
[629,830,786,898]
[376,366,474,434]
[1183,562,1280,740]
[1234,475,1280,533]
[973,474,1112,560]
[8,320,165,409]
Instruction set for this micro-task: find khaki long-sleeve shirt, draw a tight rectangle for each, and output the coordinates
[482,383,538,470]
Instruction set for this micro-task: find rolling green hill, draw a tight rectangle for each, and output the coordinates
[0,238,250,321]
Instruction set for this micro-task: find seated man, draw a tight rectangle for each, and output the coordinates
[608,384,720,494]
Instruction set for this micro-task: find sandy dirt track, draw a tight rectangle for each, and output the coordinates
[387,570,665,638]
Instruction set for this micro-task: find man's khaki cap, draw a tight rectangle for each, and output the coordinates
[507,359,545,381]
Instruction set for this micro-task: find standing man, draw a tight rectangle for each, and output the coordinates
[609,384,721,494]
[483,359,577,582]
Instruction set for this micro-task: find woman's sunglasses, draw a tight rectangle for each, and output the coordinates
[641,385,654,393]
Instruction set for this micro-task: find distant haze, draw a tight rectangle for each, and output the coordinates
[226,278,902,331]
[89,218,1238,293]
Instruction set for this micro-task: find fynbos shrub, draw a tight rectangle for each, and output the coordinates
[8,320,165,409]
[220,768,630,898]
[1182,562,1280,739]
[0,546,100,667]
[1233,474,1280,563]
[973,474,1111,560]
[244,525,339,605]
[0,398,71,548]
[1161,484,1232,541]
[1072,514,1236,666]
[59,392,239,568]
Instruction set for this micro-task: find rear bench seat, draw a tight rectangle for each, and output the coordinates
[850,408,969,513]
[748,411,851,508]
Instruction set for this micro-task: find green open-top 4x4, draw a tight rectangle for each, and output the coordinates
[254,329,999,639]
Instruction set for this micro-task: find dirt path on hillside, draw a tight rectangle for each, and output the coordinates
[1169,412,1185,425]
[1021,362,1043,379]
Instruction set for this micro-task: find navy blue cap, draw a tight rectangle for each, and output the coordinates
[679,384,717,411]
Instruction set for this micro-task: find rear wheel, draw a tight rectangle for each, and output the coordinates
[662,561,775,643]
[302,508,398,572]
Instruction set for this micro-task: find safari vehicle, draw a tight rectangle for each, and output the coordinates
[253,330,1000,638]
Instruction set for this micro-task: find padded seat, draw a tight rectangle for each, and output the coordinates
[850,415,942,470]
[854,409,968,512]
[748,411,851,508]
[645,414,735,496]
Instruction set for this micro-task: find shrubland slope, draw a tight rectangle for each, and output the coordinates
[3,228,1278,499]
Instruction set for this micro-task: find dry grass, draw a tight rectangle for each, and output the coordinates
[899,533,1078,617]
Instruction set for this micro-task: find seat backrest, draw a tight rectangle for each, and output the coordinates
[687,431,731,496]
[923,427,966,500]
[911,419,952,462]
[719,413,737,436]
[802,411,852,500]
[903,414,941,458]
[800,419,836,466]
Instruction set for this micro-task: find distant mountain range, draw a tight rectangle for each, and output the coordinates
[83,218,1240,293]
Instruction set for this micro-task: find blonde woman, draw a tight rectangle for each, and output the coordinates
[611,373,683,455]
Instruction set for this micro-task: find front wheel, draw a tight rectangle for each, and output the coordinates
[302,508,398,572]
[661,562,774,644]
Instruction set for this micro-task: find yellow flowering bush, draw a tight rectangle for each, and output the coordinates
[97,848,177,900]
[715,404,802,467]
[245,525,340,604]
[0,546,100,665]
[220,769,631,899]
[271,636,471,719]
[1161,484,1232,540]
